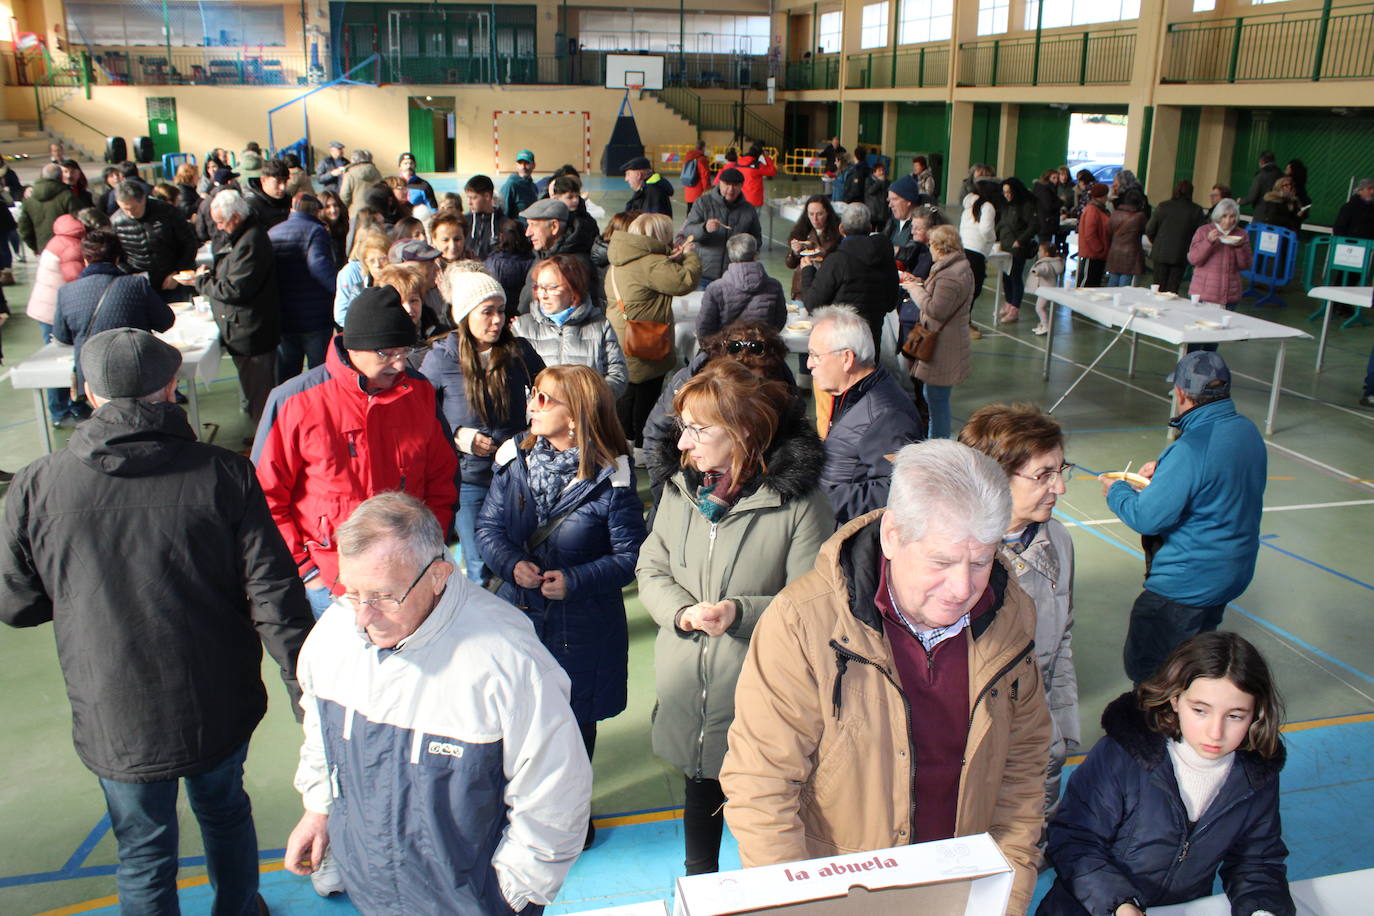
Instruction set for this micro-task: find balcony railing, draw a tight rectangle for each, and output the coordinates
[957,28,1135,86]
[84,48,317,86]
[845,44,950,89]
[1162,3,1374,82]
[783,57,842,90]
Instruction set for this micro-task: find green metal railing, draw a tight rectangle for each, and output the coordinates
[783,57,842,90]
[957,29,1135,86]
[1162,3,1374,82]
[650,86,783,149]
[844,44,950,89]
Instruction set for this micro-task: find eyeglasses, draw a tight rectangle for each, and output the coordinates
[1012,462,1076,485]
[677,422,716,444]
[532,282,565,294]
[806,348,846,363]
[342,556,443,614]
[725,339,765,355]
[528,389,562,411]
[373,347,418,365]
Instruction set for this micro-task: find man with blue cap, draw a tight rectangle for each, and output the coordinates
[502,149,539,220]
[1099,350,1267,684]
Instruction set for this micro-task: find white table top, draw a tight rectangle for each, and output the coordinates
[10,307,222,390]
[1038,286,1311,347]
[671,290,705,322]
[1151,867,1374,915]
[1307,285,1373,309]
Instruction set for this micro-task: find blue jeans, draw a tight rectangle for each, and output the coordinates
[454,482,490,582]
[1123,588,1225,684]
[38,322,75,420]
[1002,254,1027,307]
[98,742,259,916]
[276,328,333,383]
[1106,272,1135,287]
[925,383,953,439]
[305,583,335,620]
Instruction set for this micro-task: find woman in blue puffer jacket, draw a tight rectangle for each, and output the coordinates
[476,364,647,846]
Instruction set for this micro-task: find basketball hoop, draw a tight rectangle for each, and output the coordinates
[626,81,644,93]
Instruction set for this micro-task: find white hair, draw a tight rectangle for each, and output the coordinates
[726,233,758,263]
[337,491,446,571]
[811,304,874,367]
[1210,198,1240,224]
[840,202,871,236]
[210,188,250,221]
[886,440,1011,546]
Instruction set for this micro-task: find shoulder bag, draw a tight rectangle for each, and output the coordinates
[609,266,674,361]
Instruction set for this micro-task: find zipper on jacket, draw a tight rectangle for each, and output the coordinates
[694,521,720,779]
[829,639,918,839]
[1161,774,1255,889]
[966,641,1035,730]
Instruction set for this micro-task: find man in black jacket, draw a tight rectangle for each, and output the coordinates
[244,158,292,231]
[0,327,312,916]
[800,202,899,349]
[1239,151,1283,209]
[622,155,674,218]
[187,189,280,430]
[111,179,200,301]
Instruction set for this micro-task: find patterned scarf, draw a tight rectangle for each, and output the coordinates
[526,440,581,526]
[695,470,741,523]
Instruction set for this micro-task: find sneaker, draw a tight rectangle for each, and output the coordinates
[968,326,983,340]
[1359,394,1374,410]
[310,849,345,897]
[1032,324,1048,336]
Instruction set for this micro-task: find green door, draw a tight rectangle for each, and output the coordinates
[146,97,179,161]
[408,104,436,172]
[894,102,951,196]
[858,102,884,146]
[969,103,1001,170]
[1013,105,1070,181]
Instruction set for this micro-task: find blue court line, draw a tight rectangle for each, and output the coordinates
[0,848,290,889]
[58,814,110,874]
[1258,533,1374,593]
[1052,509,1374,688]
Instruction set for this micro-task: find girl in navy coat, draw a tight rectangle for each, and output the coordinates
[1039,632,1293,916]
[476,364,648,847]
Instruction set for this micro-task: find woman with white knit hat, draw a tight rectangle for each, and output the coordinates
[420,265,546,581]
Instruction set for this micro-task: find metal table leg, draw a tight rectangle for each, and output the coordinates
[993,270,1004,327]
[1265,340,1287,437]
[1041,305,1056,380]
[186,378,203,439]
[1315,300,1332,373]
[1128,331,1139,377]
[31,389,53,455]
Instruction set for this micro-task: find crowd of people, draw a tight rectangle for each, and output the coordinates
[0,134,1342,916]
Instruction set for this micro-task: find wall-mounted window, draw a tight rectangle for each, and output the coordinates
[860,2,890,50]
[898,0,952,44]
[1023,0,1140,29]
[579,11,771,55]
[818,11,843,54]
[65,1,286,47]
[1251,0,1289,4]
[1192,0,1216,9]
[978,0,1009,34]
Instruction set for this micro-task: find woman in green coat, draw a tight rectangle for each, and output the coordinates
[605,212,701,449]
[637,360,834,876]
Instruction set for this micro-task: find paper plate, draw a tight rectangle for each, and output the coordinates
[1217,235,1243,246]
[788,321,812,331]
[1102,470,1150,488]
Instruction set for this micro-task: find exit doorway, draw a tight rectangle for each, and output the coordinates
[408,96,455,172]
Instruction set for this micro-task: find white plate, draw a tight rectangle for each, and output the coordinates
[788,321,812,331]
[1102,470,1151,488]
[1217,235,1243,246]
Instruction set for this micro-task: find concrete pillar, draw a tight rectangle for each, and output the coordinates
[1193,106,1238,200]
[1144,104,1182,204]
[881,101,899,164]
[1123,100,1149,176]
[947,100,974,203]
[996,104,1018,179]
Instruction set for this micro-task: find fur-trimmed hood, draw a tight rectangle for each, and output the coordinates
[657,397,825,506]
[1101,690,1285,786]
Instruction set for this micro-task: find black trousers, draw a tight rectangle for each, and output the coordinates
[617,375,665,448]
[231,351,276,428]
[1155,260,1187,294]
[965,250,987,325]
[1123,588,1226,684]
[683,776,726,875]
[1079,257,1107,288]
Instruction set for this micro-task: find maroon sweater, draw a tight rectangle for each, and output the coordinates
[874,557,993,843]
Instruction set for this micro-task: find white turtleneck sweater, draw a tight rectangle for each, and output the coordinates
[1167,738,1233,822]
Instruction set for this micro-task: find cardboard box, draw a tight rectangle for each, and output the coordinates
[575,902,670,916]
[673,833,1013,915]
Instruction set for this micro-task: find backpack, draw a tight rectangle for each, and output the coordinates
[680,156,700,189]
[831,166,852,203]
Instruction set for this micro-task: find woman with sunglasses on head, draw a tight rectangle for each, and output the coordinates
[476,364,647,849]
[420,265,545,582]
[959,402,1080,830]
[513,253,627,398]
[639,359,833,877]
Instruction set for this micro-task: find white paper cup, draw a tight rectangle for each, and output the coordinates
[1221,314,1233,328]
[1150,284,1160,294]
[1190,294,1201,305]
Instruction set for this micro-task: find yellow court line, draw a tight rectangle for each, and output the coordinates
[35,864,286,916]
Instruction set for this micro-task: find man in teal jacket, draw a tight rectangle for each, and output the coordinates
[1100,351,1266,684]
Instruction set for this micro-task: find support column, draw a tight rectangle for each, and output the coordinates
[881,101,899,164]
[996,104,1018,179]
[1193,106,1238,201]
[947,100,974,203]
[1144,105,1181,203]
[1123,99,1149,176]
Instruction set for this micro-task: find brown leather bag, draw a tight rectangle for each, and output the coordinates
[610,267,674,361]
[899,321,939,362]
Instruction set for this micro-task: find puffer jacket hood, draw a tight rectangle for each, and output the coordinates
[69,400,197,477]
[606,229,667,266]
[717,260,771,296]
[30,177,69,202]
[1100,691,1285,780]
[51,213,84,239]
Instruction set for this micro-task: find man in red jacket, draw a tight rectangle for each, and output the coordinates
[252,285,458,617]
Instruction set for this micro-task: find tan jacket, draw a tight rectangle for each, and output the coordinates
[720,510,1051,916]
[605,231,701,384]
[909,249,974,387]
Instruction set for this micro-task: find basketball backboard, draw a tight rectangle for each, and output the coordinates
[604,53,664,91]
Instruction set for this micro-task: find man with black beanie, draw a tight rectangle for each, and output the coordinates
[252,285,459,620]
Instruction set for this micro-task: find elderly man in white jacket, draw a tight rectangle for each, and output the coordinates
[284,491,592,913]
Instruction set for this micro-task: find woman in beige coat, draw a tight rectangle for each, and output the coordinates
[605,212,702,448]
[901,224,975,438]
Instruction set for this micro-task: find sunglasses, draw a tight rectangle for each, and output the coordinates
[528,389,561,411]
[725,339,765,355]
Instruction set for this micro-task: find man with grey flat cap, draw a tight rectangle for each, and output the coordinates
[1099,350,1266,684]
[683,167,762,286]
[517,197,601,314]
[623,155,674,218]
[316,141,348,192]
[0,327,312,916]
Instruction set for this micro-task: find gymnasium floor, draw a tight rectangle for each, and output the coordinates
[0,175,1370,915]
